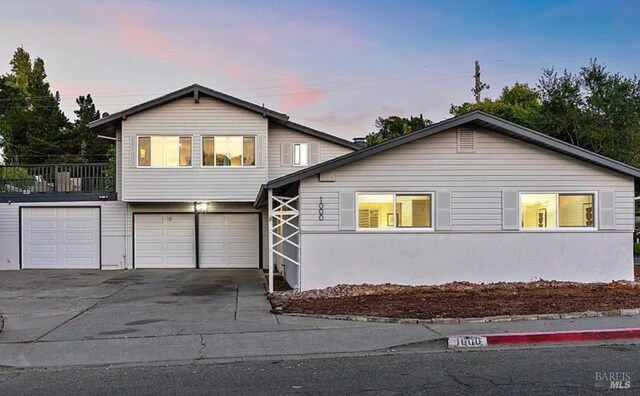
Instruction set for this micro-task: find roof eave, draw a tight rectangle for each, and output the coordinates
[264,110,640,190]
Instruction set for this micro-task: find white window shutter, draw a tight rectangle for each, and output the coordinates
[256,135,266,168]
[339,191,356,230]
[281,142,292,166]
[599,191,615,230]
[129,135,137,168]
[309,142,320,165]
[436,191,452,230]
[502,190,519,230]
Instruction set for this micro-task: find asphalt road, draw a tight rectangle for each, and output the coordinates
[1,344,638,395]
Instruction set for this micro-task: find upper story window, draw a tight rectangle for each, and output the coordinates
[293,143,308,166]
[357,193,433,230]
[138,136,191,167]
[520,193,595,229]
[202,136,255,167]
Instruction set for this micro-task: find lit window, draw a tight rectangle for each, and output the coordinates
[520,193,595,229]
[357,193,432,229]
[520,193,557,228]
[559,194,594,227]
[138,136,191,167]
[202,136,255,167]
[396,195,432,228]
[293,143,308,166]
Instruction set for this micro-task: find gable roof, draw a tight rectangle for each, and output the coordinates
[260,110,640,199]
[88,83,361,150]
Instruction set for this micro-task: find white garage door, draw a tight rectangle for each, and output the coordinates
[22,207,100,269]
[134,214,195,268]
[199,214,258,268]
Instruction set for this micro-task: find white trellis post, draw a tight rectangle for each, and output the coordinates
[268,191,301,292]
[268,189,274,293]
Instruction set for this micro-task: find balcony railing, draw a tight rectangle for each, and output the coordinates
[0,164,115,198]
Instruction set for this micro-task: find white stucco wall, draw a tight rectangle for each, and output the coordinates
[299,231,634,290]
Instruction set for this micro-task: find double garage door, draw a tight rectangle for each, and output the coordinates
[21,207,101,269]
[134,213,259,269]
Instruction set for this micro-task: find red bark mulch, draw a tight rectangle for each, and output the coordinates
[269,268,640,319]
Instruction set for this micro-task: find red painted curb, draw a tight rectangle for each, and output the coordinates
[482,328,640,345]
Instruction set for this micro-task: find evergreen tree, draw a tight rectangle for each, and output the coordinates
[0,47,69,164]
[68,94,113,162]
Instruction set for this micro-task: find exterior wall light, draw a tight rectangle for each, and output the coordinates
[195,201,208,213]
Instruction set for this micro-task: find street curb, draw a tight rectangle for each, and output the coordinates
[277,308,640,324]
[448,328,640,348]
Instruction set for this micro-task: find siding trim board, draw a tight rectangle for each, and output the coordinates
[262,111,640,194]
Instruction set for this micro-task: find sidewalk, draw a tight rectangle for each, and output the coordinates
[2,313,639,367]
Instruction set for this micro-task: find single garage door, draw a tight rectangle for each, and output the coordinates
[199,213,258,268]
[21,207,100,269]
[134,213,195,268]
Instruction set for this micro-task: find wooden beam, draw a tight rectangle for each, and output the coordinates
[194,89,199,103]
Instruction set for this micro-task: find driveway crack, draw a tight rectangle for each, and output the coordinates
[198,334,206,358]
[33,284,130,342]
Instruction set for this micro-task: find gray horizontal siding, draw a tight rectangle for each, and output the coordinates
[0,201,127,270]
[268,124,353,180]
[121,96,267,202]
[300,128,635,232]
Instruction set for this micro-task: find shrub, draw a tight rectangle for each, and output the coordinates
[0,167,32,192]
[634,243,640,257]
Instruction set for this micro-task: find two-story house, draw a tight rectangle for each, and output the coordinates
[1,84,638,292]
[0,84,359,278]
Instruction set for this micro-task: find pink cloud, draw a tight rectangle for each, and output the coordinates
[277,75,324,112]
[77,2,251,79]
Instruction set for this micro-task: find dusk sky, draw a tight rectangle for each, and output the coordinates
[2,0,639,139]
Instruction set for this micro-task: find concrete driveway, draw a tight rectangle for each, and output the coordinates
[0,269,277,343]
[0,269,441,367]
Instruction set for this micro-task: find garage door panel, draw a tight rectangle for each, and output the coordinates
[64,232,94,242]
[28,220,57,229]
[134,214,196,268]
[29,232,58,241]
[199,214,258,269]
[65,244,93,253]
[63,208,95,217]
[22,207,100,269]
[29,244,56,254]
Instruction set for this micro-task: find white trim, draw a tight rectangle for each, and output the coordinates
[518,191,598,232]
[355,192,435,232]
[136,135,193,168]
[199,135,257,168]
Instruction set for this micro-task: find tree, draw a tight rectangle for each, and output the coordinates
[0,47,69,164]
[65,94,113,163]
[537,62,640,167]
[450,83,542,130]
[449,60,640,168]
[366,114,432,146]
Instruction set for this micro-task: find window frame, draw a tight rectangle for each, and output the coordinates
[293,143,309,167]
[355,192,435,232]
[200,135,257,168]
[137,135,193,168]
[518,191,598,232]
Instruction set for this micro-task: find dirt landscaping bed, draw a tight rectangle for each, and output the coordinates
[270,268,640,319]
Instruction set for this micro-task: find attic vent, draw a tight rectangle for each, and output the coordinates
[457,129,476,153]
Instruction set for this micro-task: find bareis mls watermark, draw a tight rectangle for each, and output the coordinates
[594,372,631,389]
